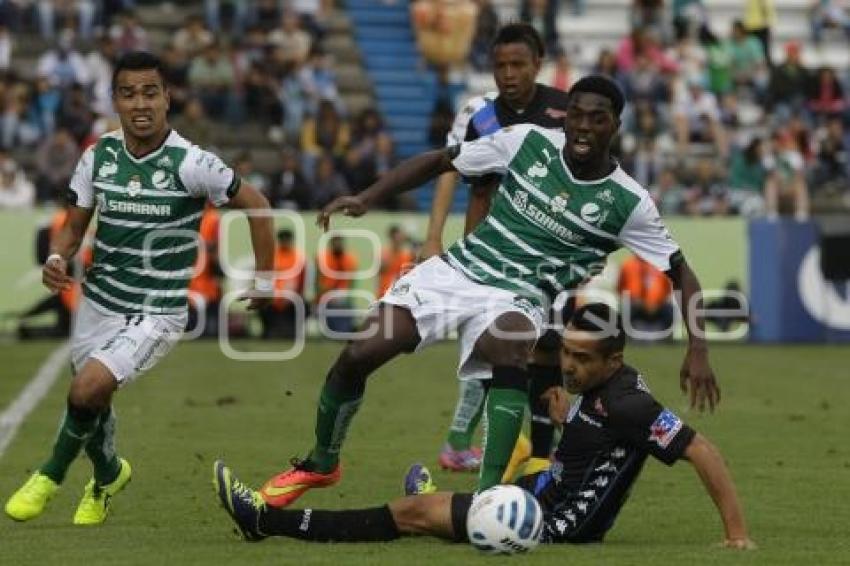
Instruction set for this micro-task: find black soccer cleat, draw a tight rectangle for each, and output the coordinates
[213,460,267,542]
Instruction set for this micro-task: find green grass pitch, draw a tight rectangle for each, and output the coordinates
[1,340,849,565]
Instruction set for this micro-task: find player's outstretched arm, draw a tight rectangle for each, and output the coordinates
[667,256,720,412]
[684,433,755,550]
[43,205,95,293]
[227,182,275,311]
[420,171,458,260]
[318,149,456,231]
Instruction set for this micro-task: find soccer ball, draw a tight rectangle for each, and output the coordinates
[466,485,544,554]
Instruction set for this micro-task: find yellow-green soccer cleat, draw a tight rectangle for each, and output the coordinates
[5,472,60,521]
[72,458,132,525]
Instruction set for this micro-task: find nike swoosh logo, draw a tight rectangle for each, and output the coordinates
[494,406,522,419]
[262,484,307,497]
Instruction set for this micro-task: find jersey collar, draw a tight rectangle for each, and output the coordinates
[121,128,174,164]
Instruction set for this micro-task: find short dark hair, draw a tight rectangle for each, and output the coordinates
[568,303,626,356]
[111,51,166,93]
[567,75,625,117]
[492,23,545,59]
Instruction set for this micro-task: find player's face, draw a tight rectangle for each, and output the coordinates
[560,329,622,394]
[112,68,170,143]
[564,92,619,164]
[492,42,540,107]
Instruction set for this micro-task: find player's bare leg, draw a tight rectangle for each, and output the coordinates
[260,304,422,507]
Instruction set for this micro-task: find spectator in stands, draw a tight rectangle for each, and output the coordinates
[0,150,33,208]
[727,20,767,99]
[304,47,342,114]
[539,46,578,92]
[807,66,846,120]
[27,75,62,140]
[728,137,768,216]
[622,102,663,188]
[205,0,253,35]
[268,9,312,65]
[810,116,850,194]
[37,28,90,91]
[187,205,223,338]
[764,129,810,220]
[36,0,96,41]
[521,0,558,54]
[667,32,706,83]
[344,108,393,192]
[34,126,78,203]
[617,253,674,335]
[592,48,621,80]
[316,234,358,334]
[378,225,414,297]
[85,35,117,118]
[672,0,706,40]
[0,1,23,32]
[743,0,776,65]
[766,42,811,122]
[312,151,350,208]
[673,75,728,159]
[682,157,730,216]
[268,145,313,209]
[108,9,149,54]
[173,13,215,59]
[698,25,732,98]
[188,41,238,121]
[616,27,679,75]
[631,0,664,34]
[651,166,686,214]
[234,151,268,195]
[291,0,333,39]
[810,0,850,44]
[469,0,500,71]
[242,60,282,127]
[255,0,284,33]
[0,23,12,71]
[160,44,191,115]
[57,81,93,143]
[1,80,37,148]
[301,99,350,159]
[260,228,307,339]
[621,52,669,112]
[278,61,312,141]
[171,96,215,149]
[411,0,477,67]
[100,0,137,28]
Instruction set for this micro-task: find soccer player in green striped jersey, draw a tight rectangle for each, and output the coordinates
[4,52,275,526]
[257,75,719,505]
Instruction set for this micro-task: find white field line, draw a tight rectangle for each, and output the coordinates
[0,342,70,459]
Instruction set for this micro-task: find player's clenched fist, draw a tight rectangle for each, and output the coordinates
[42,254,72,293]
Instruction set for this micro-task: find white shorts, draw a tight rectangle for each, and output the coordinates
[70,297,186,386]
[378,256,543,380]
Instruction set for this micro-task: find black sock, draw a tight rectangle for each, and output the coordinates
[258,505,400,542]
[528,363,563,458]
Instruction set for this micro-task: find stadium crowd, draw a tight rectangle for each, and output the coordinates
[0,1,847,217]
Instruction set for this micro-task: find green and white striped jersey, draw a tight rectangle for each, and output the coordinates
[68,129,240,315]
[446,124,679,303]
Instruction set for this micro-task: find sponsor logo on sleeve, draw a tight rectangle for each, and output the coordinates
[648,409,683,448]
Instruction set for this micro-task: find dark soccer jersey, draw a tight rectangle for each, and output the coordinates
[447,83,570,147]
[521,365,695,543]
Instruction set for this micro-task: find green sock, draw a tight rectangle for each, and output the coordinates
[40,403,99,484]
[478,387,526,490]
[84,407,121,486]
[309,383,363,473]
[446,379,485,450]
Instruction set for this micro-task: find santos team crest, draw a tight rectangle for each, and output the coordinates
[127,175,142,197]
